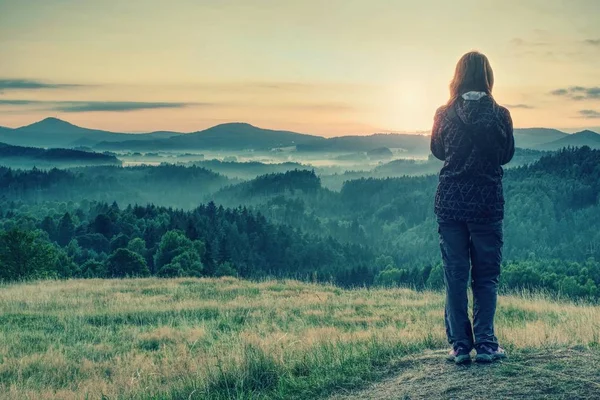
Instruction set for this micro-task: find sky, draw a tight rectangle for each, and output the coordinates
[1,0,599,136]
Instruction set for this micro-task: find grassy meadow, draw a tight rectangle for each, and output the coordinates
[1,278,600,399]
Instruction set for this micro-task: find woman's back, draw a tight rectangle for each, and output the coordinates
[431,91,514,223]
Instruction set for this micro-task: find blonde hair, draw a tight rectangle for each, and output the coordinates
[448,51,494,105]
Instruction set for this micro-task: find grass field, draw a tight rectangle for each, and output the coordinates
[1,278,599,399]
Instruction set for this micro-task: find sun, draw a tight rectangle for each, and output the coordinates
[380,80,437,132]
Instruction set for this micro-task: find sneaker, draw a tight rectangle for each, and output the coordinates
[447,347,471,365]
[475,345,507,363]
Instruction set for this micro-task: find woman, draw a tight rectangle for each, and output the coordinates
[430,51,514,364]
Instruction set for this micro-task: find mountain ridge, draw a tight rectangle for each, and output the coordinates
[2,116,599,153]
[536,129,600,151]
[0,141,121,166]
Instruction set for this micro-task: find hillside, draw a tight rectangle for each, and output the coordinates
[0,164,232,207]
[95,122,325,151]
[96,125,436,154]
[0,278,598,399]
[168,122,325,150]
[192,159,308,180]
[332,348,600,399]
[296,133,431,154]
[0,117,183,148]
[0,142,121,167]
[3,148,600,296]
[513,128,568,149]
[537,130,600,151]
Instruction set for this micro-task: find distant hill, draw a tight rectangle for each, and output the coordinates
[367,147,394,160]
[96,122,326,151]
[4,116,598,154]
[192,159,307,180]
[513,128,568,149]
[0,118,183,148]
[536,130,600,151]
[212,169,322,206]
[296,133,431,154]
[168,122,324,150]
[0,142,121,167]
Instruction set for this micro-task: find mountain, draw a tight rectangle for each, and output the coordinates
[0,142,121,167]
[97,125,434,154]
[536,130,600,151]
[0,118,183,148]
[0,126,15,142]
[296,133,431,154]
[4,116,596,154]
[169,122,324,149]
[513,128,568,149]
[12,117,121,147]
[96,122,326,151]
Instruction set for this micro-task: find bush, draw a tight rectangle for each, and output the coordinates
[0,228,58,281]
[106,248,150,278]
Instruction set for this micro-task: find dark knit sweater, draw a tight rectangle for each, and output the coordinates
[431,94,514,223]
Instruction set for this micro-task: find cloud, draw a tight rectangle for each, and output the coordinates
[0,100,40,105]
[505,104,535,110]
[0,79,83,92]
[579,110,600,119]
[550,86,600,100]
[509,38,550,47]
[55,101,198,112]
[584,39,600,46]
[0,99,205,112]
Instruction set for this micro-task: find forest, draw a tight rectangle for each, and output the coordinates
[1,146,600,299]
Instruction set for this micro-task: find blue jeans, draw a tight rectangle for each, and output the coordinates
[438,217,503,352]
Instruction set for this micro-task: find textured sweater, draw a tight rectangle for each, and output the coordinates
[431,92,515,223]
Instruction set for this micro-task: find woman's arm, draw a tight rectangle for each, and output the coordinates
[430,107,446,161]
[500,109,515,165]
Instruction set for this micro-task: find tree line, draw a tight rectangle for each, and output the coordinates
[2,147,600,299]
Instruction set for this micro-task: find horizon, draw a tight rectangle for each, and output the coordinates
[3,116,600,138]
[1,0,600,136]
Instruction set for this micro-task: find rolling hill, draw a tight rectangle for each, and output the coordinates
[0,142,121,167]
[513,127,568,149]
[296,133,431,154]
[536,130,600,151]
[169,122,325,149]
[98,126,433,154]
[0,117,183,148]
[95,122,325,151]
[2,116,598,154]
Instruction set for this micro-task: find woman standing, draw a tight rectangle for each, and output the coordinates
[431,51,515,364]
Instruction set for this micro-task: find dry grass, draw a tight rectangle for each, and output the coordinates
[330,348,600,400]
[0,278,599,399]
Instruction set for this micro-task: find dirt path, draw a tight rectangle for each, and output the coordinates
[330,347,600,400]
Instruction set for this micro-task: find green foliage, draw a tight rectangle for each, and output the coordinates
[426,264,445,289]
[154,230,205,277]
[106,248,150,278]
[501,259,600,298]
[3,147,600,298]
[79,259,107,278]
[215,261,237,277]
[0,228,58,281]
[375,267,409,287]
[127,238,147,257]
[57,212,75,246]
